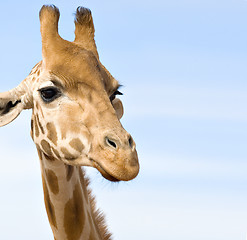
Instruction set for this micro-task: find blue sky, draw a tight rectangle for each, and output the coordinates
[0,1,247,239]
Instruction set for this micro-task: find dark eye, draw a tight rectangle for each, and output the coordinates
[39,87,61,103]
[110,90,123,102]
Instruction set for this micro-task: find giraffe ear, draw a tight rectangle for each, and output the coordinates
[0,92,25,127]
[112,98,124,120]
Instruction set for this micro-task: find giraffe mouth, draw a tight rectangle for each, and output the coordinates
[90,159,120,182]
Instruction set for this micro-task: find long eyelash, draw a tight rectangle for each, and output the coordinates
[110,90,123,102]
[114,90,123,96]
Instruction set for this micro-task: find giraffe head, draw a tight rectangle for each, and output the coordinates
[0,5,139,182]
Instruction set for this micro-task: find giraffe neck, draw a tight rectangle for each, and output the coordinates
[27,62,111,240]
[37,148,110,240]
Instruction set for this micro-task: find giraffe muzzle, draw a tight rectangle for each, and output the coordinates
[88,132,139,182]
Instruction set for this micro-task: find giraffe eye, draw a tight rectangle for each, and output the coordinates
[110,90,123,102]
[39,87,61,103]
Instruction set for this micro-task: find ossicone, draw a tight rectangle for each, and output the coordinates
[74,6,99,58]
[39,5,60,42]
[75,7,93,26]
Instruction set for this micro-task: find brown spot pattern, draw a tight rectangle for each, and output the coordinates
[36,114,45,134]
[64,182,85,240]
[43,152,56,162]
[66,165,74,181]
[47,122,58,145]
[42,176,57,229]
[41,140,52,156]
[36,103,40,111]
[69,138,84,152]
[34,117,40,138]
[61,147,75,160]
[51,147,60,159]
[45,169,59,195]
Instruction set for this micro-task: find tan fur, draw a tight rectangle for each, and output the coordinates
[69,138,85,152]
[79,168,112,240]
[39,5,60,49]
[47,122,58,145]
[42,176,58,229]
[64,182,85,240]
[41,139,52,156]
[66,165,74,182]
[34,116,39,137]
[36,114,45,134]
[46,169,59,195]
[61,147,76,160]
[74,7,99,59]
[51,147,60,159]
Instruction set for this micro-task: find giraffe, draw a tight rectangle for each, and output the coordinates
[0,5,139,240]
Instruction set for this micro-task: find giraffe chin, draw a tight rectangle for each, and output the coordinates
[61,154,92,167]
[61,155,120,182]
[91,161,120,182]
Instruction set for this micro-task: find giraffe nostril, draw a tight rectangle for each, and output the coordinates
[128,136,134,148]
[105,137,117,149]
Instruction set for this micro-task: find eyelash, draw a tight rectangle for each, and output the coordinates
[110,90,123,102]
